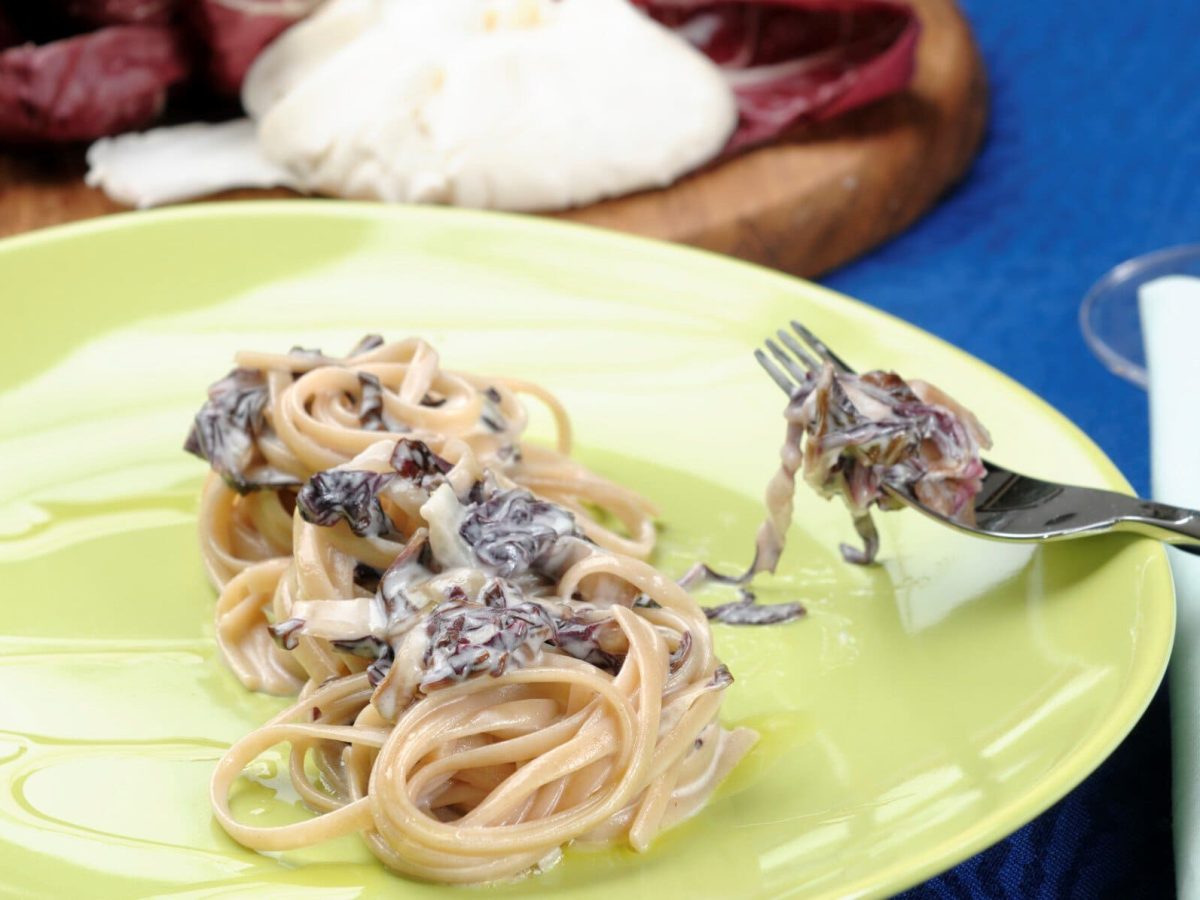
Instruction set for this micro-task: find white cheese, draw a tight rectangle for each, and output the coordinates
[86,0,737,212]
[85,119,297,209]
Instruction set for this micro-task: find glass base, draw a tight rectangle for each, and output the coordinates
[1080,243,1200,389]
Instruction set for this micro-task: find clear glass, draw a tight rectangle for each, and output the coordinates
[1080,243,1200,389]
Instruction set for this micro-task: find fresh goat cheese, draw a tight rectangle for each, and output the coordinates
[87,0,737,212]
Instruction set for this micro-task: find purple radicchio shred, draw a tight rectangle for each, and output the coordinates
[269,617,305,651]
[296,469,397,537]
[366,656,393,687]
[669,630,693,674]
[378,533,433,618]
[329,635,395,687]
[708,664,734,690]
[840,513,881,566]
[703,596,806,626]
[784,365,991,566]
[330,635,391,659]
[480,385,507,432]
[420,393,447,408]
[632,593,662,609]
[551,615,624,673]
[358,372,408,433]
[467,481,486,505]
[390,438,453,485]
[184,367,299,493]
[354,563,382,594]
[496,443,524,464]
[481,579,510,608]
[289,345,329,364]
[678,561,752,590]
[459,489,578,578]
[421,598,555,689]
[350,334,385,356]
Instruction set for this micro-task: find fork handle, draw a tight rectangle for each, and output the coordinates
[1115,497,1200,549]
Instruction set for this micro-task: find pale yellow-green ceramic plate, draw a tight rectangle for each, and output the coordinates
[0,202,1174,899]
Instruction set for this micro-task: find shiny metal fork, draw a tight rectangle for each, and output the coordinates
[757,321,1200,553]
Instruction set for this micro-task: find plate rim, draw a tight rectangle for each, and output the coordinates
[0,200,1177,899]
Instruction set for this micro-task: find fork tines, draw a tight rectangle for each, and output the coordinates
[756,321,855,396]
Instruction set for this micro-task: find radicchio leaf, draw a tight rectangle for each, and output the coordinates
[479,577,522,609]
[354,562,382,594]
[633,593,661,609]
[0,24,190,142]
[60,1,177,27]
[185,366,299,493]
[668,630,693,673]
[707,663,734,689]
[786,363,991,564]
[269,617,304,651]
[496,443,523,465]
[390,438,452,486]
[329,635,394,687]
[551,614,624,673]
[296,469,396,537]
[188,0,314,95]
[358,372,407,433]
[350,333,385,356]
[288,344,328,364]
[637,0,920,153]
[330,635,390,659]
[421,597,555,689]
[378,531,433,620]
[480,385,507,433]
[703,596,806,626]
[459,489,578,578]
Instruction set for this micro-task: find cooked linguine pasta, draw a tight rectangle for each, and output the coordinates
[188,335,756,883]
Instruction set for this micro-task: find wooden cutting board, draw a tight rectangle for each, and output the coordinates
[0,0,985,279]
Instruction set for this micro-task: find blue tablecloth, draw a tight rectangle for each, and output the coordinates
[823,1,1200,895]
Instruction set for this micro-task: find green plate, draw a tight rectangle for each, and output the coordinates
[0,203,1174,899]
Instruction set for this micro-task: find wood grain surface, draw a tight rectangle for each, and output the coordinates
[0,0,985,278]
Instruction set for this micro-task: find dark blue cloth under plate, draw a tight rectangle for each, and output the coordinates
[820,0,1199,896]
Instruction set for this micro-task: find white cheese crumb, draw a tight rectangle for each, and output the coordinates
[86,119,297,209]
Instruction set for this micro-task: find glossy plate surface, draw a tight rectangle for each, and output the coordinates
[0,203,1174,899]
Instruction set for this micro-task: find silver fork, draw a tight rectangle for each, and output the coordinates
[756,320,1200,553]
